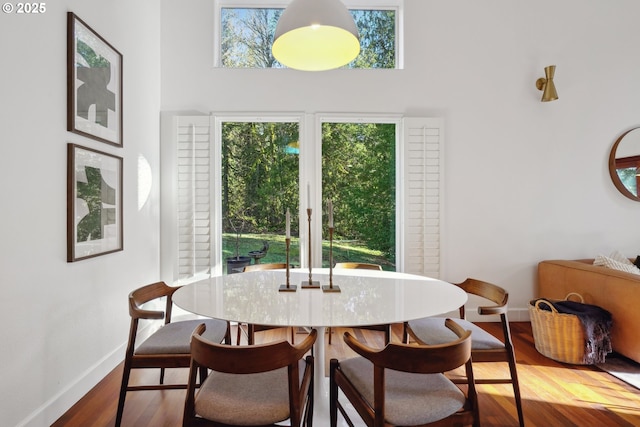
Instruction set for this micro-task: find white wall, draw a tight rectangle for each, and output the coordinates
[1,0,639,425]
[160,0,640,316]
[0,1,161,426]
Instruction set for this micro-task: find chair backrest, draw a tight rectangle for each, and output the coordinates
[334,262,383,271]
[123,281,183,367]
[128,281,179,323]
[341,319,477,427]
[184,325,317,426]
[344,318,472,374]
[243,263,287,272]
[456,278,508,318]
[190,324,317,373]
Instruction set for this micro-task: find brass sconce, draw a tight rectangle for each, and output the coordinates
[536,65,558,102]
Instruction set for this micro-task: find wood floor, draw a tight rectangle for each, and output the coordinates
[52,322,640,427]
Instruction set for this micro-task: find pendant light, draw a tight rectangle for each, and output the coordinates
[272,0,360,71]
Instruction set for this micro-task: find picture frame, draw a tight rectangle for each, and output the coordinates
[67,12,123,147]
[67,143,123,262]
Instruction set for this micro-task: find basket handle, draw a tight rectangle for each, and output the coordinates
[534,299,558,313]
[564,292,584,303]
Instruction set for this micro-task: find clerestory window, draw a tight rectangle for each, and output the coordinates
[214,0,403,69]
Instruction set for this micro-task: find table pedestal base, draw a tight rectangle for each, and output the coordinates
[311,326,366,426]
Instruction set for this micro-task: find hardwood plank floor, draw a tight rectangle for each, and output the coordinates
[52,322,640,427]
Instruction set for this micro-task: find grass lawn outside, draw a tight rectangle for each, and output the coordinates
[223,233,394,272]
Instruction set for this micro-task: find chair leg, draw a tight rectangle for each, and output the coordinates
[328,327,332,345]
[247,324,255,345]
[501,316,525,427]
[224,321,232,345]
[329,359,338,427]
[507,350,525,427]
[402,321,409,343]
[159,367,165,384]
[115,360,132,427]
[308,356,314,427]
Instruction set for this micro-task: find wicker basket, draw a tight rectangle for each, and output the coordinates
[529,293,588,364]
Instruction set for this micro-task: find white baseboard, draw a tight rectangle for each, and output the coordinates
[16,344,124,427]
[16,321,164,427]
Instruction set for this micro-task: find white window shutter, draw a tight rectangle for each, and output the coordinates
[402,118,443,278]
[161,115,213,283]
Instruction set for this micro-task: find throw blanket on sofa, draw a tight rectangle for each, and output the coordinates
[531,299,613,364]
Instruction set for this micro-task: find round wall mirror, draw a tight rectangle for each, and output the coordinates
[609,127,640,201]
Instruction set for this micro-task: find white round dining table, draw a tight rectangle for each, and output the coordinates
[173,268,467,425]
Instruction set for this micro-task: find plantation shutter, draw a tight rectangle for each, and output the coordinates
[161,115,214,283]
[402,118,443,278]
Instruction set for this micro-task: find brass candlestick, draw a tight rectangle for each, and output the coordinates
[323,227,340,292]
[301,208,319,288]
[279,238,296,292]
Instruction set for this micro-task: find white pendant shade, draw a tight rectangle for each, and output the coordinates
[272,0,360,71]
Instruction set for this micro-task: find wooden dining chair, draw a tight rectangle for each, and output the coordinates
[183,324,317,427]
[116,281,231,427]
[330,262,390,344]
[239,263,296,345]
[334,262,384,270]
[406,278,525,427]
[330,318,479,427]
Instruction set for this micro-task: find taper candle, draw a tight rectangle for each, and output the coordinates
[307,183,311,209]
[328,199,333,228]
[286,208,290,238]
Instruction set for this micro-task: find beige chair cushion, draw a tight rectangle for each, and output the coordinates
[340,356,465,425]
[136,319,227,354]
[194,360,306,425]
[409,317,504,350]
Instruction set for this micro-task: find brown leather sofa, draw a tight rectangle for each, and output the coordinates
[537,259,640,364]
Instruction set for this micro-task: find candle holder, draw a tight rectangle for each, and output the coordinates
[279,238,296,292]
[322,227,340,292]
[301,208,320,289]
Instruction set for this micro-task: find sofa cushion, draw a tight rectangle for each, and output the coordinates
[594,254,640,275]
[608,250,634,265]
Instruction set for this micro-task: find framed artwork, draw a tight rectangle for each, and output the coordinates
[67,143,123,262]
[67,12,123,147]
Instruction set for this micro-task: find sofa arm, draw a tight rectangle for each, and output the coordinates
[537,259,640,364]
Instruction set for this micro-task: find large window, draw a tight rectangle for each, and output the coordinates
[221,121,301,273]
[215,0,401,69]
[161,114,441,282]
[218,118,396,273]
[321,121,396,269]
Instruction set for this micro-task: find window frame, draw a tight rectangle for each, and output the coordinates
[160,112,442,283]
[315,113,402,268]
[213,113,304,272]
[212,0,404,69]
[211,112,401,270]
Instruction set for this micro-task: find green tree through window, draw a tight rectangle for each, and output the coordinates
[322,122,396,266]
[220,7,396,69]
[220,120,396,273]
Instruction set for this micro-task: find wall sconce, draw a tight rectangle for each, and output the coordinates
[535,65,558,102]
